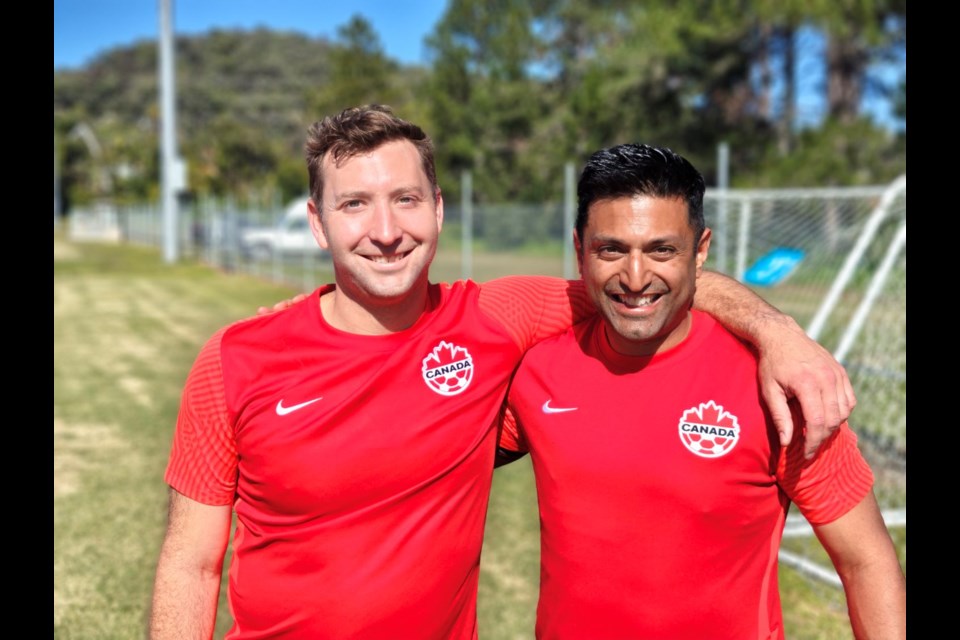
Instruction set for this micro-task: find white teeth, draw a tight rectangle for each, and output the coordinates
[368,252,408,264]
[614,294,659,307]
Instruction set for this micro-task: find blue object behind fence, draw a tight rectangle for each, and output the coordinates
[744,247,805,287]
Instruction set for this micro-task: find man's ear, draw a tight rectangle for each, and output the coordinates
[307,198,328,250]
[573,230,584,277]
[695,228,712,277]
[435,189,444,233]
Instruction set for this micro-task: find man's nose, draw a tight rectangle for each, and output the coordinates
[368,201,402,245]
[620,252,650,292]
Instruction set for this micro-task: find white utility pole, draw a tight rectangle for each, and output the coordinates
[158,0,180,263]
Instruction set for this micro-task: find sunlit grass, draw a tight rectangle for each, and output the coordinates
[54,233,904,639]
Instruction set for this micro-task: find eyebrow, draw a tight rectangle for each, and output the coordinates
[589,233,687,246]
[332,185,427,202]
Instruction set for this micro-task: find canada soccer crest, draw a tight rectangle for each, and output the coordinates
[678,401,741,458]
[421,341,474,396]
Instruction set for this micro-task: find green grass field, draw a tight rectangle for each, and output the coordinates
[54,234,903,639]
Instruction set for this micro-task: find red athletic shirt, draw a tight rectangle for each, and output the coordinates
[165,277,591,639]
[501,311,874,640]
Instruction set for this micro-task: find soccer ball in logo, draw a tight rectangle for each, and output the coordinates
[421,341,474,396]
[678,400,741,459]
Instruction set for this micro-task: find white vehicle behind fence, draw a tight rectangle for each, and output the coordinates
[240,196,327,261]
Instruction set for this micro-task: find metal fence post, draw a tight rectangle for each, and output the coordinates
[563,162,575,280]
[716,142,730,275]
[461,171,473,280]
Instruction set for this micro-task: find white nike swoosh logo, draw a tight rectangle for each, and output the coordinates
[276,397,323,416]
[542,400,577,414]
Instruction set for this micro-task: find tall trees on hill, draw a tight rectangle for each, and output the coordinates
[53,2,905,211]
[424,0,904,199]
[426,0,550,202]
[55,30,335,205]
[307,16,401,121]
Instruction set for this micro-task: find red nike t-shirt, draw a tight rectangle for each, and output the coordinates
[165,276,592,639]
[501,311,874,639]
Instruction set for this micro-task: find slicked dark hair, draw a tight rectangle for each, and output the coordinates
[305,104,438,208]
[576,143,706,242]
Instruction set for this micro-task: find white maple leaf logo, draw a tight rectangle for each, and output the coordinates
[421,341,474,396]
[677,400,741,459]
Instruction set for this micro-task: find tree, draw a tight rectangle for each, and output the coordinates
[307,15,402,117]
[814,0,906,123]
[750,117,904,187]
[426,0,551,202]
[186,115,280,198]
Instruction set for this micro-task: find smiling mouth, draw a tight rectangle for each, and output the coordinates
[610,293,662,308]
[366,250,411,264]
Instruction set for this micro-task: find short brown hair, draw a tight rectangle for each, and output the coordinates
[305,104,438,208]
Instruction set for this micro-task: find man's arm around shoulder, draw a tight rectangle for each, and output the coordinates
[694,270,856,457]
[150,488,232,639]
[814,492,906,640]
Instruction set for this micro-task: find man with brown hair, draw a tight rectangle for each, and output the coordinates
[150,106,855,639]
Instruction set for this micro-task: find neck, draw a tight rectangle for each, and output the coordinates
[319,285,431,335]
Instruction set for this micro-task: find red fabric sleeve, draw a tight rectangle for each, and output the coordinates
[777,422,874,525]
[164,328,238,506]
[477,276,594,352]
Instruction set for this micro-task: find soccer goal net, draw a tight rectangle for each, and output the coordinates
[704,176,906,585]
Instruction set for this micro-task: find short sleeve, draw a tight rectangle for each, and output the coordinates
[478,276,595,352]
[777,423,874,526]
[164,328,239,506]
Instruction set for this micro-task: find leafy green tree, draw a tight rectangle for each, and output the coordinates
[307,15,402,118]
[185,115,280,198]
[749,117,904,187]
[54,29,336,208]
[806,0,906,123]
[892,76,905,123]
[426,0,552,202]
[533,2,772,183]
[274,155,310,205]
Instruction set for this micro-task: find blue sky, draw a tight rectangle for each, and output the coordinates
[54,0,449,69]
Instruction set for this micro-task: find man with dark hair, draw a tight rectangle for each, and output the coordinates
[499,143,906,639]
[150,107,857,638]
